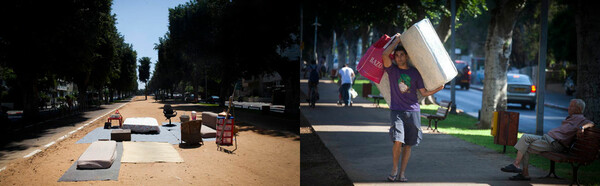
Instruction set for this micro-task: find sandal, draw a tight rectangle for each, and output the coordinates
[501,164,522,173]
[398,177,408,182]
[509,173,531,181]
[387,174,398,182]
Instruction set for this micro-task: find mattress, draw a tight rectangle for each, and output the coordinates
[400,18,457,91]
[201,124,217,138]
[122,117,161,133]
[202,112,218,129]
[77,140,117,169]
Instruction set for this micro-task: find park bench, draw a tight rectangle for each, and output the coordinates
[420,100,452,132]
[368,94,384,108]
[539,126,600,186]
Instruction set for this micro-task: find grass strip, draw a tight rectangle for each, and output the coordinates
[420,104,600,185]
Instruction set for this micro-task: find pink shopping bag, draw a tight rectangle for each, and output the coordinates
[357,34,397,84]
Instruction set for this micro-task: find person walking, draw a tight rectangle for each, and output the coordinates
[305,60,320,107]
[500,99,595,181]
[337,64,355,107]
[382,33,444,182]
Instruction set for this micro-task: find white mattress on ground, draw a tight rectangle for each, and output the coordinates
[77,140,117,169]
[122,117,160,133]
[400,18,457,91]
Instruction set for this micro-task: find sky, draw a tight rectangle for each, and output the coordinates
[111,0,190,89]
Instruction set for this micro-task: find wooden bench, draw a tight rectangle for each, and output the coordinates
[368,94,384,108]
[540,126,600,186]
[420,100,452,132]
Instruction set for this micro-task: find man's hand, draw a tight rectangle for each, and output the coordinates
[577,123,595,138]
[577,126,585,138]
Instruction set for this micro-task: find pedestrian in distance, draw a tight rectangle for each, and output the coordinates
[337,64,355,107]
[382,33,444,182]
[500,99,595,181]
[305,60,320,107]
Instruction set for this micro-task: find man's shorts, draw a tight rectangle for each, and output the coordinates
[389,110,422,146]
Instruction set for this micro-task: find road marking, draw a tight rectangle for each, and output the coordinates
[43,141,56,148]
[23,149,42,158]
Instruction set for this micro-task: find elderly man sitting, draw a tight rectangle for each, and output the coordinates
[500,99,595,180]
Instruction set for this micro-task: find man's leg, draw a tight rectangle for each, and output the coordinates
[399,145,412,179]
[342,84,350,106]
[511,134,543,168]
[392,141,402,176]
[344,84,351,106]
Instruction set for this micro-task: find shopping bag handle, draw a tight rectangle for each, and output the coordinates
[383,35,398,49]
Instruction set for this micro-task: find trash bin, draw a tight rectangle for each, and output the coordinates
[492,111,519,153]
[362,83,372,98]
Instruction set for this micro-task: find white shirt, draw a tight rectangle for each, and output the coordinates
[339,67,354,84]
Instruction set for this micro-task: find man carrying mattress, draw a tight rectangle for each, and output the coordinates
[382,33,444,182]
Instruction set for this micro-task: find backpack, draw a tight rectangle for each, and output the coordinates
[309,65,319,82]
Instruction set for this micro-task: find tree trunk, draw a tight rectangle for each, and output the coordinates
[279,60,300,118]
[480,0,526,129]
[337,35,347,68]
[360,24,371,55]
[574,1,600,122]
[19,73,39,122]
[347,37,358,69]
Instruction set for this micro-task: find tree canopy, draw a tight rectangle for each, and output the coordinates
[0,0,138,120]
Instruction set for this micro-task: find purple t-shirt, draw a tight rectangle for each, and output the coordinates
[385,65,424,111]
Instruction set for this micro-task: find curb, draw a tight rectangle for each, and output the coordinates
[0,98,134,174]
[469,85,568,111]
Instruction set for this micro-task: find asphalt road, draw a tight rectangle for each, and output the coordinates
[434,85,568,134]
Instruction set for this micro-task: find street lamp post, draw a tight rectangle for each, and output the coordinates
[313,16,321,62]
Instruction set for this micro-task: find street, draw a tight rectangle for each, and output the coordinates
[434,85,569,134]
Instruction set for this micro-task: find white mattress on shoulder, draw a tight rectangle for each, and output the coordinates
[77,140,117,169]
[122,117,160,133]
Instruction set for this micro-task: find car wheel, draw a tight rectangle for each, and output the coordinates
[529,103,536,110]
[465,84,470,90]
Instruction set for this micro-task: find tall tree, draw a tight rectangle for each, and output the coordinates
[138,57,151,100]
[479,0,527,128]
[573,1,600,122]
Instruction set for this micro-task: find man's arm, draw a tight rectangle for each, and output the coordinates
[418,86,444,97]
[577,122,596,137]
[382,33,401,68]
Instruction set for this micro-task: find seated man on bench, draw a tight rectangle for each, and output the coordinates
[499,99,595,181]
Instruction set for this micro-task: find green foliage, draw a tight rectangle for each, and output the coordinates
[138,57,151,83]
[0,0,138,114]
[548,1,576,63]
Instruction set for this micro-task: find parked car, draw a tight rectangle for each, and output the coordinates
[206,96,220,104]
[564,73,576,96]
[184,93,197,103]
[446,60,471,89]
[507,73,536,110]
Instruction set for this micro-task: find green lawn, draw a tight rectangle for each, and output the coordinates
[196,103,219,107]
[420,104,600,185]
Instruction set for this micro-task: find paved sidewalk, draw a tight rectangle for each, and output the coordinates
[300,79,569,185]
[0,99,130,169]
